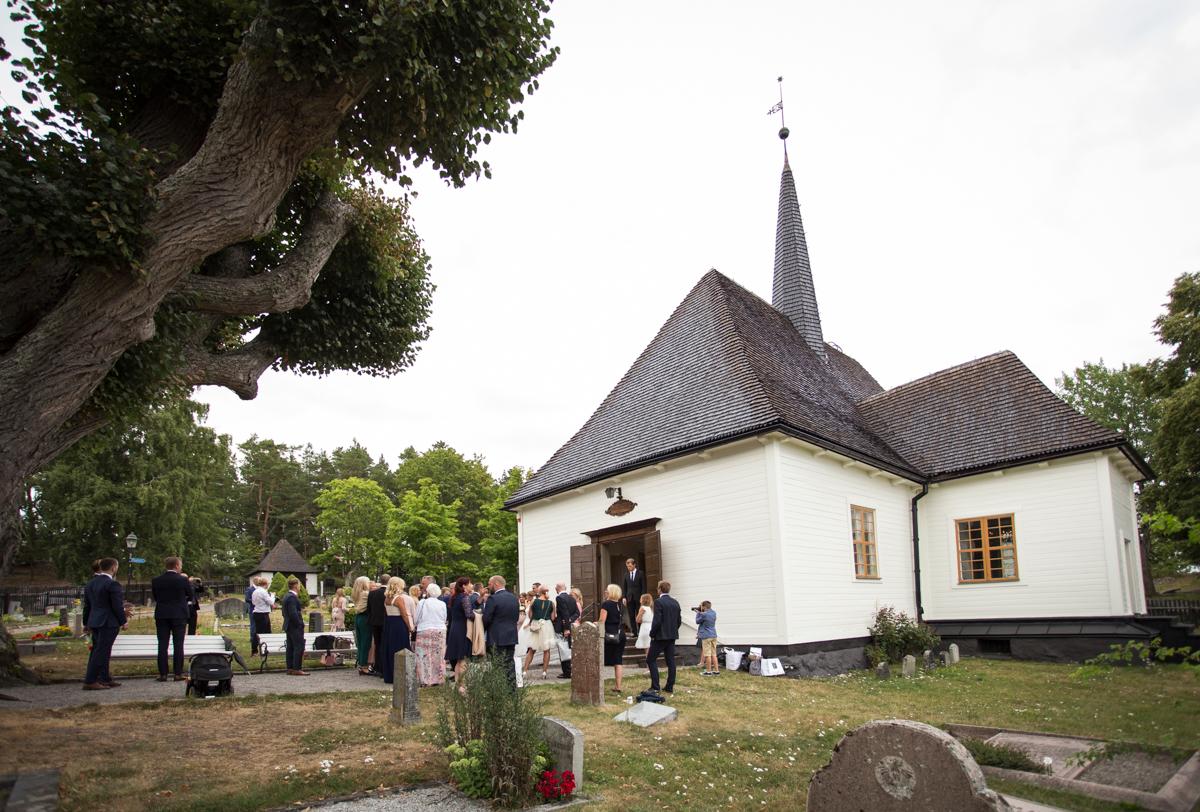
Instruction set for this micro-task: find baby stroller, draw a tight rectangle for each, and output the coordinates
[186,652,235,697]
[312,634,352,667]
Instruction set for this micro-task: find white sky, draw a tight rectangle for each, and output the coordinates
[11,2,1200,478]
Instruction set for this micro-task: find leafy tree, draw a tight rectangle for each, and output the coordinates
[312,476,393,580]
[477,466,529,584]
[392,442,496,564]
[21,399,239,581]
[1135,272,1200,573]
[237,437,320,558]
[388,478,468,584]
[271,572,310,609]
[0,0,558,584]
[1056,361,1159,460]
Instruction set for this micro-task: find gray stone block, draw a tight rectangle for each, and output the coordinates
[614,702,677,727]
[875,662,891,679]
[541,716,584,789]
[902,655,916,678]
[948,643,960,664]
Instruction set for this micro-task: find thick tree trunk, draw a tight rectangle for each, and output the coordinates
[0,25,372,600]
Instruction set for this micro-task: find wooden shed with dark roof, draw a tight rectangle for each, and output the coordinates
[248,538,319,596]
[511,131,1160,671]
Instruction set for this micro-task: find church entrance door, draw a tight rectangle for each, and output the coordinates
[571,518,661,622]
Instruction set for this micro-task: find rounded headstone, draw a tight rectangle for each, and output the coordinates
[807,719,1011,811]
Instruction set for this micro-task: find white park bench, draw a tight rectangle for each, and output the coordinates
[110,634,232,659]
[254,631,355,671]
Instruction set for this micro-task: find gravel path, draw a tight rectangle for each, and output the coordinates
[304,783,489,812]
[0,667,388,709]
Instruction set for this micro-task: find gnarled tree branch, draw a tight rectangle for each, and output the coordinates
[171,191,354,316]
[179,335,280,400]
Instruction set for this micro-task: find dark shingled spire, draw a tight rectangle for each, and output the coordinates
[772,156,826,361]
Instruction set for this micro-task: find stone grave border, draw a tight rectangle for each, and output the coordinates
[946,723,1200,812]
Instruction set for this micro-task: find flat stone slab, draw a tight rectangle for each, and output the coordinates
[613,701,677,727]
[7,769,60,812]
[987,732,1095,778]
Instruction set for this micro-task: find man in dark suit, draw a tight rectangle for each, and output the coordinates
[647,580,681,695]
[553,581,579,679]
[282,577,308,676]
[83,557,127,691]
[483,575,520,689]
[366,579,386,676]
[151,556,195,681]
[622,558,646,634]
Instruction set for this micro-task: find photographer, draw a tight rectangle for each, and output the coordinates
[694,600,719,676]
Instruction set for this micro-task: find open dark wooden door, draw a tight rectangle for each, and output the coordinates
[643,530,662,596]
[570,543,597,621]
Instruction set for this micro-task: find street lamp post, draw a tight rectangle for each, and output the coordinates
[125,532,138,583]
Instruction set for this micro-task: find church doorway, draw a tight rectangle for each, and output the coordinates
[571,517,661,621]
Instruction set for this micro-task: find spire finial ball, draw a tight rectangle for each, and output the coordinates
[778,126,789,141]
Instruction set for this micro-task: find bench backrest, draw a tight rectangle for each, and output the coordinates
[111,634,228,656]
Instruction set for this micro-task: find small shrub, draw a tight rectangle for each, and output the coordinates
[1085,637,1200,668]
[867,606,940,665]
[271,574,311,609]
[436,656,548,807]
[959,737,1049,773]
[445,740,491,799]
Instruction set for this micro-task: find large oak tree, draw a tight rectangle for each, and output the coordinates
[0,0,557,682]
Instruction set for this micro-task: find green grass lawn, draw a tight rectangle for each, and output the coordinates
[1,658,1196,811]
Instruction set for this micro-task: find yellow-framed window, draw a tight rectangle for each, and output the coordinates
[956,514,1018,583]
[851,505,879,578]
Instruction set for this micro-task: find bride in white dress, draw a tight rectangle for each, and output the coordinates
[635,593,654,649]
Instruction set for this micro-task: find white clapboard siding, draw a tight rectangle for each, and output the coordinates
[518,441,776,644]
[1106,455,1146,614]
[775,442,919,644]
[919,452,1134,620]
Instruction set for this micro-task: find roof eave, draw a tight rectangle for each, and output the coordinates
[504,420,924,510]
[927,438,1154,484]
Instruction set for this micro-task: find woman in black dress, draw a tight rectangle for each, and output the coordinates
[598,583,625,694]
[444,576,473,685]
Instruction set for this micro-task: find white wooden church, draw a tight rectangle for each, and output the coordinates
[507,134,1156,670]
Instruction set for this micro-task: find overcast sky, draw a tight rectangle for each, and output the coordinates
[12,2,1200,478]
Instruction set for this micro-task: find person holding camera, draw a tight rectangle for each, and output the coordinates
[694,600,719,675]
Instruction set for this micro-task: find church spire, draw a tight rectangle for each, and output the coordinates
[771,107,826,362]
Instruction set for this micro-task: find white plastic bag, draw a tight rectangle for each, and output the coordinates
[749,646,763,658]
[556,635,572,662]
[759,657,784,677]
[724,648,744,671]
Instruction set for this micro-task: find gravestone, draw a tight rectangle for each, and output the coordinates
[571,622,604,706]
[71,610,83,637]
[941,651,952,667]
[59,607,69,627]
[875,662,891,679]
[389,650,420,725]
[308,611,324,632]
[948,643,960,664]
[214,598,247,619]
[923,649,935,668]
[807,719,1011,811]
[541,717,584,789]
[901,655,916,678]
[614,702,677,727]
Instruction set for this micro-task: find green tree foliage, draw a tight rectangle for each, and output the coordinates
[1057,361,1160,460]
[393,443,496,565]
[237,437,321,558]
[22,399,240,581]
[477,466,529,584]
[389,478,468,584]
[312,477,393,579]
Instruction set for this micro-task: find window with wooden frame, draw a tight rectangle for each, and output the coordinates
[850,505,879,579]
[956,514,1018,583]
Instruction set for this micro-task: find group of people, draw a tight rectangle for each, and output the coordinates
[348,573,522,690]
[82,555,209,690]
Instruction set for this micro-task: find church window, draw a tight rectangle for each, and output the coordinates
[956,515,1018,582]
[851,505,879,578]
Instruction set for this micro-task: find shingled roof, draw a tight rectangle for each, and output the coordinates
[505,270,919,508]
[858,351,1151,480]
[248,538,317,576]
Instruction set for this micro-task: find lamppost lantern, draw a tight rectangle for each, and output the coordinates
[125,532,138,550]
[124,532,138,580]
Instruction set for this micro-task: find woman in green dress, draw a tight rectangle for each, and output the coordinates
[521,585,557,680]
[350,576,373,674]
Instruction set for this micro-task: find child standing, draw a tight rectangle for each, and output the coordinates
[695,600,719,675]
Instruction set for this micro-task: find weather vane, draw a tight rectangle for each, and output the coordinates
[767,76,789,155]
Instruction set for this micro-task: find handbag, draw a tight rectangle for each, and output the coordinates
[529,619,544,632]
[556,635,572,661]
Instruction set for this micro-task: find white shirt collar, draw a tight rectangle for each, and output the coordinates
[99,572,113,579]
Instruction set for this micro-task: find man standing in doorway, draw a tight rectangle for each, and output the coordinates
[151,556,194,682]
[283,577,308,676]
[483,575,520,689]
[647,580,680,695]
[622,558,645,634]
[82,557,126,690]
[553,581,579,679]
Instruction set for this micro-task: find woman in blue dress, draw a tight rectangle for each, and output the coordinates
[444,576,473,685]
[381,577,413,684]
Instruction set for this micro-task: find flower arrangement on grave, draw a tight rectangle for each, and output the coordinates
[535,769,576,801]
[47,625,72,638]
